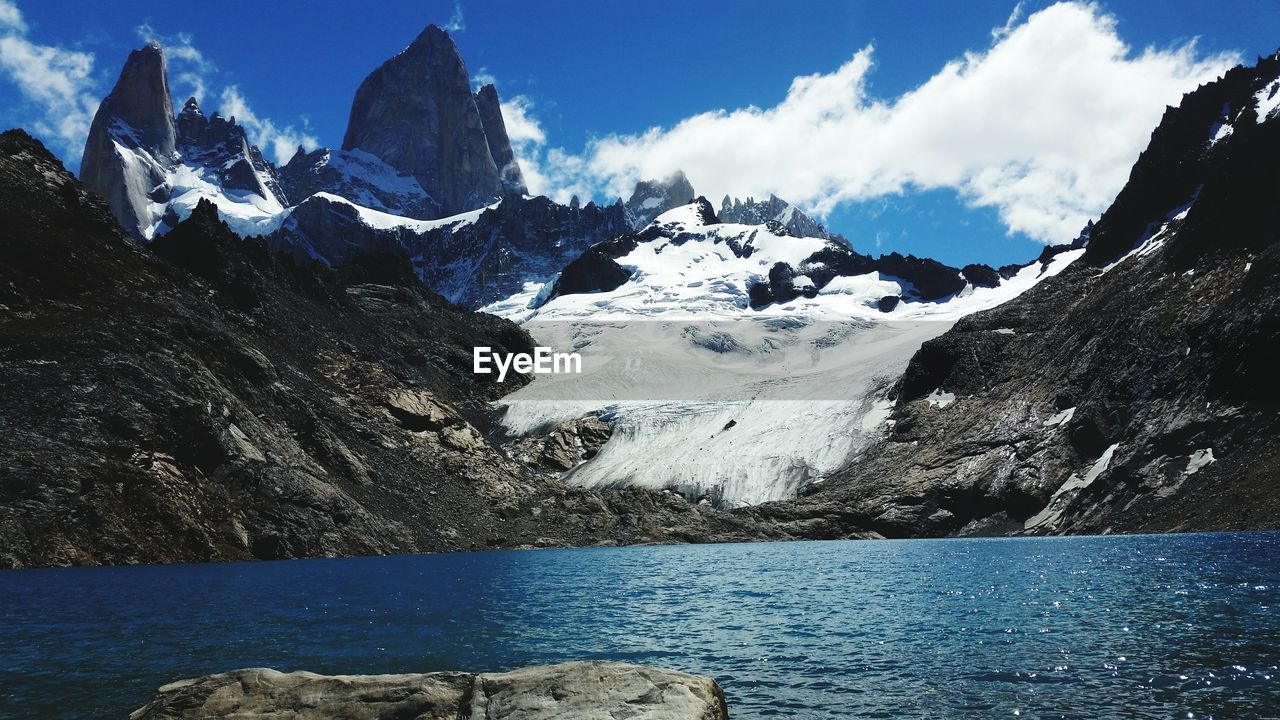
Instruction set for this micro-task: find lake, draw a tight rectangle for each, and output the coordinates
[2,533,1277,718]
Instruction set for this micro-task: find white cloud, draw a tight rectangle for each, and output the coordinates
[0,0,99,159]
[529,1,1238,244]
[0,0,25,32]
[500,95,601,204]
[443,1,465,33]
[219,85,318,165]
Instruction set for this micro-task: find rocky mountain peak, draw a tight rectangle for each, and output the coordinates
[175,96,204,139]
[341,23,504,217]
[474,83,528,197]
[79,42,288,240]
[92,42,176,158]
[623,170,696,229]
[79,42,179,239]
[174,96,286,212]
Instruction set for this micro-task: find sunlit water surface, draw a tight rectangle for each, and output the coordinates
[2,533,1277,718]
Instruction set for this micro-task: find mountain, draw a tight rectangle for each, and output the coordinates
[623,170,695,229]
[0,130,786,568]
[341,24,511,217]
[536,197,1036,316]
[757,51,1280,537]
[81,25,531,247]
[271,192,629,309]
[489,198,1080,507]
[277,145,438,221]
[79,42,177,239]
[79,43,287,240]
[77,29,599,311]
[174,97,288,214]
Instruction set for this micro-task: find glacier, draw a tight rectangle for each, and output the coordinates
[487,203,1083,507]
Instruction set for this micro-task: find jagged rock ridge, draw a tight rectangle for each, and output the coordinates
[174,97,286,210]
[718,193,833,240]
[475,83,529,197]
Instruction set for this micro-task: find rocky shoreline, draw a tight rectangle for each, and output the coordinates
[128,661,728,720]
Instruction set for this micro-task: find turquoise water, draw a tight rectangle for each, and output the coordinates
[2,533,1278,718]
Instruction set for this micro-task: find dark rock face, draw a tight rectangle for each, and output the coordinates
[548,244,634,298]
[1,132,789,568]
[86,42,176,159]
[271,193,412,263]
[875,252,966,300]
[760,53,1280,538]
[175,97,286,206]
[341,25,504,217]
[475,83,529,197]
[1084,52,1280,264]
[79,42,176,239]
[961,263,1001,288]
[129,662,730,720]
[623,170,696,229]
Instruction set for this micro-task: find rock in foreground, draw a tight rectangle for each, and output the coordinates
[128,661,729,720]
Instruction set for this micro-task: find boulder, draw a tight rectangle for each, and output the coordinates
[128,662,729,720]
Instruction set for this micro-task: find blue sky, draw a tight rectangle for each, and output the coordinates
[1,1,1276,266]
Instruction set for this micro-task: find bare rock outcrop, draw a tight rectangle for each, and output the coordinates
[128,662,729,720]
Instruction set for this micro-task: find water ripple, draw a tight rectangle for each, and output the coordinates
[0,533,1278,718]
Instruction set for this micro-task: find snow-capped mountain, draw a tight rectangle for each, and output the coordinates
[496,197,1076,321]
[82,22,1239,516]
[622,170,695,230]
[78,26,636,311]
[79,42,288,241]
[488,198,1081,506]
[80,26,530,246]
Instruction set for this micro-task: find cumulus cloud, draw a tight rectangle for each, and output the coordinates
[219,86,318,165]
[0,0,99,159]
[529,1,1238,244]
